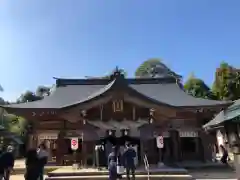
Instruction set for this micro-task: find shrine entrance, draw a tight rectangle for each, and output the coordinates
[100,134,141,166]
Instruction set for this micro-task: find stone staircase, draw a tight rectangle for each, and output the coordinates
[45,167,194,180]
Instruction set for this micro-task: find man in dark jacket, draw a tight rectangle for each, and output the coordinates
[25,149,41,180]
[123,143,136,180]
[0,146,15,180]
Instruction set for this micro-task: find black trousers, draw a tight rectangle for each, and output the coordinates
[126,167,135,180]
[4,169,10,180]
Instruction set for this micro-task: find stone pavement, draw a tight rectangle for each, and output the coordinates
[13,159,25,169]
[10,175,47,180]
[189,169,237,179]
[9,174,238,180]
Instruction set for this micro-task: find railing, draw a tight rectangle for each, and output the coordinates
[143,154,150,180]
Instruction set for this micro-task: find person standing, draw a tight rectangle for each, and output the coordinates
[25,149,41,180]
[108,146,118,180]
[0,149,5,180]
[123,142,136,180]
[0,146,15,180]
[220,145,228,164]
[116,146,123,179]
[37,143,49,180]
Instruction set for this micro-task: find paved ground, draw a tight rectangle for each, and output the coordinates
[11,160,238,179]
[9,175,238,180]
[10,175,47,180]
[9,170,238,180]
[189,169,237,179]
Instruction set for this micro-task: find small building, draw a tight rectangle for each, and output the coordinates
[203,99,240,157]
[1,67,230,166]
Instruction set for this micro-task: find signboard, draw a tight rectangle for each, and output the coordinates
[156,136,164,149]
[71,138,79,150]
[179,131,198,137]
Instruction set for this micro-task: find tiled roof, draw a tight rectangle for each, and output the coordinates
[3,76,229,109]
[203,99,240,129]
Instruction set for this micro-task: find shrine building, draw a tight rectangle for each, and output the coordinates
[1,67,231,166]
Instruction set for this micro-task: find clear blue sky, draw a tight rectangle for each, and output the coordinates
[0,0,240,102]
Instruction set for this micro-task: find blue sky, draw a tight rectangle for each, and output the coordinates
[0,0,240,101]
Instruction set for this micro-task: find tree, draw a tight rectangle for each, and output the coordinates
[17,91,41,103]
[0,97,5,105]
[184,73,215,99]
[212,62,240,100]
[224,71,240,100]
[36,86,51,97]
[135,58,181,78]
[135,58,162,77]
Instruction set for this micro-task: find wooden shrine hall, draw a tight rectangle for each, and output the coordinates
[1,66,231,166]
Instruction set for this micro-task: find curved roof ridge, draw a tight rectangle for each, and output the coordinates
[1,75,232,110]
[59,76,178,109]
[130,82,231,107]
[54,76,177,86]
[61,79,116,108]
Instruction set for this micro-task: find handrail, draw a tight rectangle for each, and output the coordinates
[143,154,150,180]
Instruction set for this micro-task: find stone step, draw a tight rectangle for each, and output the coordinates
[48,168,189,177]
[45,174,194,180]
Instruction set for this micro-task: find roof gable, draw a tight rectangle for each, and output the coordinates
[2,71,230,109]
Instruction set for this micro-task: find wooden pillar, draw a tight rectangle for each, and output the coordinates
[140,139,144,165]
[82,140,86,167]
[169,129,181,162]
[56,131,66,165]
[132,106,136,120]
[199,130,215,162]
[27,134,34,150]
[27,124,37,150]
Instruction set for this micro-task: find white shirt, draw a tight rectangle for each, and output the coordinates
[37,149,49,159]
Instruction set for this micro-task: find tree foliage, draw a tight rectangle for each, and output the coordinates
[184,73,215,99]
[135,58,164,77]
[134,59,240,101]
[0,85,50,143]
[36,86,51,97]
[135,58,181,78]
[2,114,27,137]
[17,86,51,103]
[212,62,240,100]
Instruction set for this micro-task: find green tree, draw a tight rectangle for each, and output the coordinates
[17,85,51,103]
[36,86,51,97]
[17,91,41,103]
[0,97,5,105]
[212,62,240,100]
[184,73,215,99]
[135,58,181,78]
[3,114,27,136]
